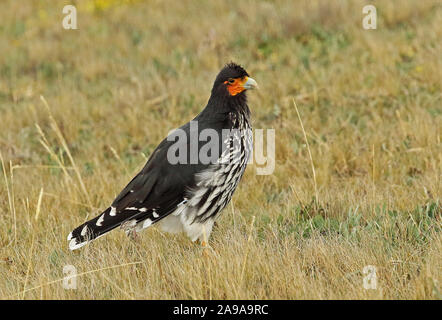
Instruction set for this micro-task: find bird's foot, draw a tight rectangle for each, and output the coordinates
[200,240,216,258]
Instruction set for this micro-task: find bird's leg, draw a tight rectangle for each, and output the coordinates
[202,241,210,258]
[199,239,215,258]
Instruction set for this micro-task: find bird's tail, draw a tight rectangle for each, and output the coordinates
[67,206,120,250]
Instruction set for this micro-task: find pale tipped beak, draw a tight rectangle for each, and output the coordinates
[243,77,259,90]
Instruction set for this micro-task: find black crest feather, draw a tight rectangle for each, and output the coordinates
[224,62,249,77]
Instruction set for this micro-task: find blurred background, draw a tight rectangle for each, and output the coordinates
[0,0,440,299]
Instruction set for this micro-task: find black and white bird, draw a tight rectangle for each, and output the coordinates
[67,63,258,250]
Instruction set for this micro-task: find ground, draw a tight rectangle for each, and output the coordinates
[0,0,440,299]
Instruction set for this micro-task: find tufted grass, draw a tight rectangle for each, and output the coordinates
[0,0,441,299]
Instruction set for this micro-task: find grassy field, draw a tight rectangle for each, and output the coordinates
[0,0,441,299]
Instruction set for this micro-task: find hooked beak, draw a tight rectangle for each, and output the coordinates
[242,77,259,90]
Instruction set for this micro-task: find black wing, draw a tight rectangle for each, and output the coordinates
[67,121,219,250]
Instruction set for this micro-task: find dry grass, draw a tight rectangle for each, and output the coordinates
[0,0,441,299]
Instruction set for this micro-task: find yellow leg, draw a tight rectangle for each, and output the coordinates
[200,240,211,257]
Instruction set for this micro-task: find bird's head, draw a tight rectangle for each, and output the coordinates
[212,62,258,97]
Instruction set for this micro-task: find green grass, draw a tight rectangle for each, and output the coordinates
[0,0,441,299]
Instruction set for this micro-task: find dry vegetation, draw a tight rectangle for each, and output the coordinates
[0,0,441,299]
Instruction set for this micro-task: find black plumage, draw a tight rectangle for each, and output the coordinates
[68,62,258,250]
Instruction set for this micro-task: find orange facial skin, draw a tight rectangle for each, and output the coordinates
[224,76,248,96]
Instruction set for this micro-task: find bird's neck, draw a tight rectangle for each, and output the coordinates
[197,92,250,123]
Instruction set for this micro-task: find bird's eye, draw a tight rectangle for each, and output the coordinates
[227,78,235,84]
